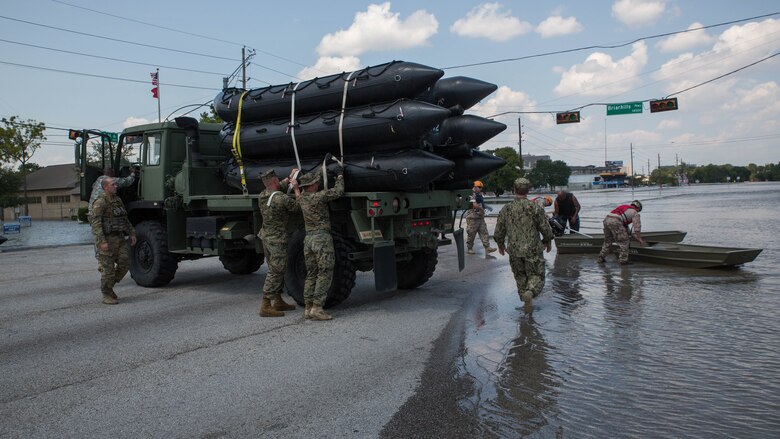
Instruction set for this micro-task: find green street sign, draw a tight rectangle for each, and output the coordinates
[607,101,643,116]
[102,131,119,143]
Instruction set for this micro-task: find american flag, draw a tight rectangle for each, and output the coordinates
[150,71,159,86]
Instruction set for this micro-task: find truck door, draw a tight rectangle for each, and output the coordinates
[138,131,164,202]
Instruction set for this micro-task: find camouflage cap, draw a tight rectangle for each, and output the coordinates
[514,177,531,191]
[297,170,322,187]
[260,169,277,184]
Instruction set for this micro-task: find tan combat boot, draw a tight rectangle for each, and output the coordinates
[273,294,296,311]
[485,246,497,253]
[521,291,533,313]
[309,305,332,321]
[259,297,284,317]
[304,302,313,319]
[467,248,475,255]
[102,292,118,305]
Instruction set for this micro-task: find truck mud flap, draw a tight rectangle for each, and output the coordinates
[373,241,397,293]
[453,228,465,271]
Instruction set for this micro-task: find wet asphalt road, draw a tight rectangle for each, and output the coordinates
[0,242,503,438]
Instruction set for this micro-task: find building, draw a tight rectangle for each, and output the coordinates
[2,164,86,220]
[521,154,551,171]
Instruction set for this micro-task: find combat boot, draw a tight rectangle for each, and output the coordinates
[304,302,313,319]
[467,248,475,255]
[309,305,332,321]
[273,294,296,311]
[485,246,497,253]
[102,293,118,305]
[259,297,284,317]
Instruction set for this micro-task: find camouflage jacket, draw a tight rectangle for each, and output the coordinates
[298,175,344,233]
[88,174,135,214]
[258,181,300,242]
[493,197,554,257]
[465,192,485,220]
[91,193,135,245]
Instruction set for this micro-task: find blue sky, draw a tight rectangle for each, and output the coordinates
[1,0,778,173]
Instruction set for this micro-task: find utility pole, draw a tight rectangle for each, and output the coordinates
[604,118,607,165]
[630,142,634,188]
[517,117,523,157]
[647,158,651,180]
[242,46,247,90]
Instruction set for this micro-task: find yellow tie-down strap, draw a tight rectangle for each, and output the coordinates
[231,90,249,195]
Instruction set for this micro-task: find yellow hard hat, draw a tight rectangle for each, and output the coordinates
[473,180,483,188]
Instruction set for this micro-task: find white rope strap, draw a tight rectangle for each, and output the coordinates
[337,71,356,161]
[289,82,302,170]
[267,191,281,207]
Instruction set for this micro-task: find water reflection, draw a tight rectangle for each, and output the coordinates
[479,316,560,437]
[551,254,584,313]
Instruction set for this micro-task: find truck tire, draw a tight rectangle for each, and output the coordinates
[219,250,264,275]
[131,220,179,287]
[284,230,357,308]
[396,247,438,289]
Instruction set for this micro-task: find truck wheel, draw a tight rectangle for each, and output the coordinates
[396,247,438,289]
[219,250,264,275]
[284,230,357,308]
[131,220,179,287]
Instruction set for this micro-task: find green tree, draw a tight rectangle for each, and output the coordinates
[0,116,46,215]
[0,166,24,221]
[199,106,223,124]
[480,147,521,196]
[528,159,571,190]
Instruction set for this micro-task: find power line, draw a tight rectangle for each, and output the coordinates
[665,52,780,97]
[50,0,312,70]
[442,12,780,70]
[0,38,227,76]
[0,60,219,91]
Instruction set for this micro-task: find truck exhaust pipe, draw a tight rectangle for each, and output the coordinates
[174,116,203,164]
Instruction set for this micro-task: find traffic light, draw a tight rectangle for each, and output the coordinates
[556,111,581,124]
[68,129,81,140]
[649,98,678,113]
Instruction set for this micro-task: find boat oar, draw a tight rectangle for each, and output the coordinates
[567,229,593,238]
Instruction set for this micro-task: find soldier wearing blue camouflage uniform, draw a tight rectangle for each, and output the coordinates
[494,177,554,311]
[258,169,300,317]
[295,167,344,321]
[90,177,136,305]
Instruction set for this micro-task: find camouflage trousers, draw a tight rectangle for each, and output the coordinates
[466,218,490,249]
[598,217,630,263]
[262,239,288,299]
[508,252,546,299]
[96,234,131,293]
[303,231,335,306]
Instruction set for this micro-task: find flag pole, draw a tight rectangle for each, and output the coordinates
[156,68,161,123]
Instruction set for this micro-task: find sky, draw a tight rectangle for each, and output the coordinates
[1,0,778,174]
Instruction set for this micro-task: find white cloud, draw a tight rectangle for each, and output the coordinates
[450,3,532,42]
[612,0,666,27]
[723,81,780,132]
[470,85,548,128]
[123,117,150,128]
[554,41,648,97]
[536,15,583,38]
[609,129,663,147]
[656,22,714,53]
[297,56,362,79]
[654,19,780,97]
[316,3,438,57]
[657,119,682,130]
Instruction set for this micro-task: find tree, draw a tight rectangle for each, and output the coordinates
[480,147,521,196]
[0,116,46,215]
[528,159,571,190]
[0,166,24,221]
[86,138,137,166]
[199,106,223,124]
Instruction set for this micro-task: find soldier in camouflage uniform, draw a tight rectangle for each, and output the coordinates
[88,166,136,221]
[466,180,497,258]
[257,169,300,317]
[494,177,554,312]
[597,200,645,265]
[295,166,344,321]
[90,177,136,305]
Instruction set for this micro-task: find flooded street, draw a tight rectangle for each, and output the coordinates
[0,220,92,250]
[456,183,780,437]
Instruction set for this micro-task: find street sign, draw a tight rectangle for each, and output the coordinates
[102,131,119,143]
[607,102,643,116]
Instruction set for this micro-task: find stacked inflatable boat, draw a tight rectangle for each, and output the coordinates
[215,60,507,192]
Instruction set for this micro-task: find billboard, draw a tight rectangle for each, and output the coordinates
[605,161,623,167]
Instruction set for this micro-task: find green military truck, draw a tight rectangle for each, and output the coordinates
[76,118,467,307]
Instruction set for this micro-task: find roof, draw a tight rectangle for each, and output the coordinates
[20,164,79,191]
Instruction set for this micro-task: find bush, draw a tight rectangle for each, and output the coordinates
[77,207,88,223]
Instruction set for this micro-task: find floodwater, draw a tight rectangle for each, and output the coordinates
[461,182,780,438]
[0,220,92,250]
